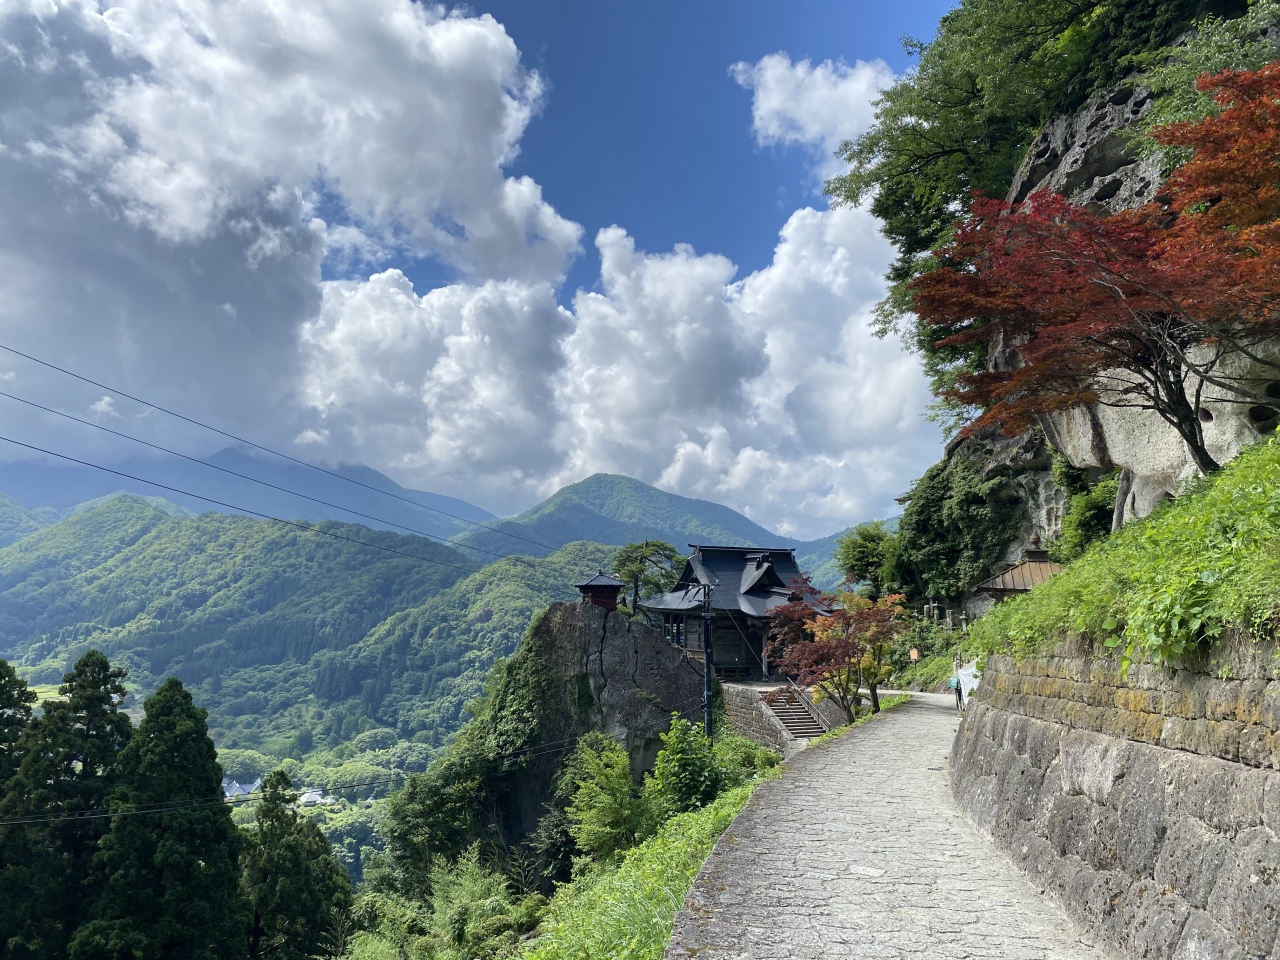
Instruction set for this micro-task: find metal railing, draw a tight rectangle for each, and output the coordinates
[786,676,832,732]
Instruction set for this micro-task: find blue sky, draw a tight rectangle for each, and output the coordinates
[400,1,953,298]
[0,0,952,538]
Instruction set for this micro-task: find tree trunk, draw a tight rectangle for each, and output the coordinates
[868,684,881,714]
[249,909,264,960]
[1111,467,1134,533]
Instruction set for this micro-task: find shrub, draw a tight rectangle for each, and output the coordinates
[711,732,780,789]
[641,717,723,821]
[1048,473,1120,564]
[563,736,651,863]
[971,438,1280,666]
[523,783,755,960]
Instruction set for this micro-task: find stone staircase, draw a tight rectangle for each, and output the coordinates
[764,688,826,740]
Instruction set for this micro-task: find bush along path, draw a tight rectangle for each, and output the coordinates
[664,694,1106,960]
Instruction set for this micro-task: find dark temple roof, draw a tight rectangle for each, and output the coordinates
[640,545,809,619]
[574,570,625,589]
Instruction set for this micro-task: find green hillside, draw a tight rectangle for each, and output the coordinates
[0,490,46,547]
[457,473,796,560]
[0,496,614,784]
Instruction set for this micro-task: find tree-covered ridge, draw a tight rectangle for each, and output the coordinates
[0,491,46,548]
[454,473,795,561]
[0,495,616,774]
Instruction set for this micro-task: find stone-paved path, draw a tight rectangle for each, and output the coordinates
[665,693,1109,960]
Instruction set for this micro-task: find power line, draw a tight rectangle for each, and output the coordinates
[0,389,525,566]
[0,342,558,554]
[0,433,520,581]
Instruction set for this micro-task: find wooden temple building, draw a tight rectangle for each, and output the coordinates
[973,532,1064,603]
[639,545,812,679]
[574,571,626,612]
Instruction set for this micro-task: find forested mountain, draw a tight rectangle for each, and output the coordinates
[450,472,868,586]
[0,491,47,547]
[0,495,612,785]
[0,458,865,585]
[453,473,792,559]
[0,468,872,781]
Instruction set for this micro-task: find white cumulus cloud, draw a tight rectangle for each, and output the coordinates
[730,52,894,181]
[300,270,572,498]
[0,6,939,539]
[0,0,579,462]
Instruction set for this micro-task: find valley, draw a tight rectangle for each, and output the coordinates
[0,461,863,792]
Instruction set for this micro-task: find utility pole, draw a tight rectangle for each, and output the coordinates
[702,582,714,739]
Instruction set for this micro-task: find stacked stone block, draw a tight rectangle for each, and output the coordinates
[952,633,1280,959]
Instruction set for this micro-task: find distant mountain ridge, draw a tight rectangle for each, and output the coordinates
[455,473,792,555]
[0,448,495,544]
[0,454,874,586]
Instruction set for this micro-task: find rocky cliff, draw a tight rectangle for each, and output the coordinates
[538,600,706,774]
[1004,80,1278,524]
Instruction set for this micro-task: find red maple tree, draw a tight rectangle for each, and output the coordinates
[911,63,1280,474]
[769,592,907,721]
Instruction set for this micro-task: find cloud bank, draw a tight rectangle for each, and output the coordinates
[0,5,938,538]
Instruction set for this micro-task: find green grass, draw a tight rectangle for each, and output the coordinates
[521,782,758,960]
[893,654,954,692]
[808,693,911,747]
[971,438,1280,666]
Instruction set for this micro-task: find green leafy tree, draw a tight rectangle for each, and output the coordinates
[69,678,249,960]
[241,771,353,960]
[0,651,133,960]
[1049,475,1122,564]
[612,540,684,611]
[894,455,1027,603]
[563,734,649,862]
[825,0,1245,424]
[834,522,900,598]
[642,717,723,820]
[0,658,36,786]
[1128,0,1280,166]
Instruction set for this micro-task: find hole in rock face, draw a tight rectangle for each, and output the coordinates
[1092,178,1123,202]
[1266,381,1280,400]
[1248,405,1279,428]
[1198,408,1214,423]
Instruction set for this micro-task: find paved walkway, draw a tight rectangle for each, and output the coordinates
[665,693,1109,960]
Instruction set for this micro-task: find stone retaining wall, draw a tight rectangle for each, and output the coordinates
[952,633,1280,959]
[720,682,802,756]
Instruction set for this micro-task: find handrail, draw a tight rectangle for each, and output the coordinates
[786,676,832,732]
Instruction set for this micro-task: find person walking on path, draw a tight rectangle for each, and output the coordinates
[950,675,964,710]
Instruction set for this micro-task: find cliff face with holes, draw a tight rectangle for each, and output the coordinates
[951,632,1280,958]
[1007,82,1280,522]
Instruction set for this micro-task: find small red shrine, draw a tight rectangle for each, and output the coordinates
[574,570,625,611]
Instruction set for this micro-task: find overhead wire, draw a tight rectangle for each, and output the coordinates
[0,341,559,554]
[0,433,532,583]
[0,389,526,566]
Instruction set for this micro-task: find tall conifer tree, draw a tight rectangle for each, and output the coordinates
[70,678,249,960]
[0,658,36,786]
[0,651,133,960]
[242,771,352,960]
